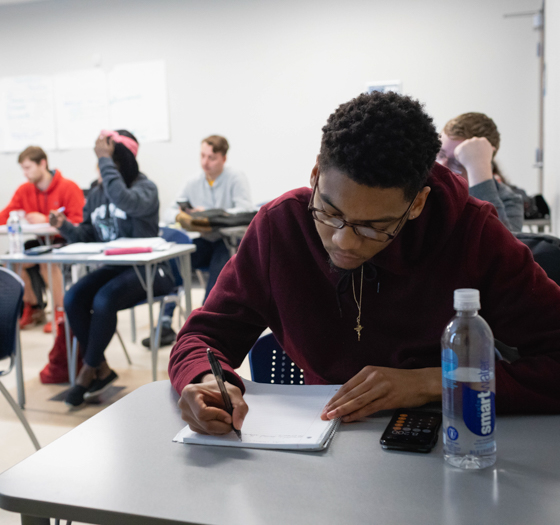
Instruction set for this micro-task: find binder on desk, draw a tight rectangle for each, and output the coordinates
[173,381,341,451]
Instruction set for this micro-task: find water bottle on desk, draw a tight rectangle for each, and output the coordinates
[441,288,496,469]
[7,210,24,254]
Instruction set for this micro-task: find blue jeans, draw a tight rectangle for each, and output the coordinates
[163,237,230,319]
[65,265,174,367]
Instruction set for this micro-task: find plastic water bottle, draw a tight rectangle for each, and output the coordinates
[7,210,24,254]
[441,288,496,469]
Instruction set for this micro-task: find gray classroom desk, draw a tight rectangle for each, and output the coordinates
[0,380,559,525]
[0,244,196,407]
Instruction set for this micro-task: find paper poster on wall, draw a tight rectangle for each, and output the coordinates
[365,80,402,95]
[0,75,56,153]
[0,90,6,152]
[54,69,109,149]
[108,60,169,143]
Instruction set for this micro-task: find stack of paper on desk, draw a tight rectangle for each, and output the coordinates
[53,238,171,254]
[173,381,341,451]
[105,237,171,250]
[53,243,106,254]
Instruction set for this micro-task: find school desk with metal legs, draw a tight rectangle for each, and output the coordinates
[0,380,558,525]
[0,244,196,407]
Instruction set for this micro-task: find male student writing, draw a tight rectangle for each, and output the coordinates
[169,92,560,436]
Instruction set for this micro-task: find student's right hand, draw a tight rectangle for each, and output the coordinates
[454,137,495,187]
[178,374,248,435]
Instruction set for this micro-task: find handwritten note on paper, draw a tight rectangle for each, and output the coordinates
[108,60,170,144]
[54,69,109,150]
[0,76,56,152]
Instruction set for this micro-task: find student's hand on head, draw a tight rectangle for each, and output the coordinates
[94,135,115,159]
[454,137,495,186]
[320,366,442,423]
[25,212,48,224]
[178,374,248,435]
[49,210,66,229]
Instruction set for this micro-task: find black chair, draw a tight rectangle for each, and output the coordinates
[515,232,560,286]
[248,333,305,384]
[0,267,40,450]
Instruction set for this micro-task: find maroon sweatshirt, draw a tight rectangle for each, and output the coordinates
[169,164,560,414]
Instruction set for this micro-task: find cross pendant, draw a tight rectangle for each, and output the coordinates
[354,320,363,342]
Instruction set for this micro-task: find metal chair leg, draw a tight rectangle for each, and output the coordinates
[0,381,40,451]
[130,307,136,343]
[195,269,207,291]
[115,329,132,365]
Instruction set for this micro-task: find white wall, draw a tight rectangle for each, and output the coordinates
[0,0,545,228]
[544,0,560,233]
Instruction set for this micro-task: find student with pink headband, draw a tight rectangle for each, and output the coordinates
[49,129,175,407]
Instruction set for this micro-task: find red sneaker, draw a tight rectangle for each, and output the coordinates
[39,321,83,384]
[43,308,65,334]
[19,303,47,329]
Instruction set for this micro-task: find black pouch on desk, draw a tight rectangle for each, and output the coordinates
[24,244,64,255]
[190,209,258,229]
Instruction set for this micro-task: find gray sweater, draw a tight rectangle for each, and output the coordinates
[469,179,524,232]
[163,166,253,225]
[60,157,160,243]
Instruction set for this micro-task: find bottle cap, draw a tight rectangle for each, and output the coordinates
[9,210,19,218]
[454,288,480,310]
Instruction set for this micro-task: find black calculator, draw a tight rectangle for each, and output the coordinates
[380,409,442,453]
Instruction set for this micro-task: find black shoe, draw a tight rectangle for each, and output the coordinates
[65,385,88,408]
[141,325,177,348]
[83,370,118,400]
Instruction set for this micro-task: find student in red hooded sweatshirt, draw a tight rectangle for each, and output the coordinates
[0,146,84,335]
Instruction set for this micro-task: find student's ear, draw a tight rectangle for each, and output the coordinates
[408,186,431,220]
[310,157,320,187]
[39,159,48,170]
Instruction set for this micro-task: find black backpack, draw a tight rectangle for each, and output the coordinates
[514,232,560,286]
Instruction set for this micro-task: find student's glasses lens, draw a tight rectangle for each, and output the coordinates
[355,226,390,242]
[313,210,390,242]
[314,211,342,227]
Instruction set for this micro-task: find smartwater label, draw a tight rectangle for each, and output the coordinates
[462,385,495,436]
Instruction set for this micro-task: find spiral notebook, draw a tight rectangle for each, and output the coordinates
[173,381,341,451]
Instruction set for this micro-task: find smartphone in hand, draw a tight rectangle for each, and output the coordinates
[177,200,193,212]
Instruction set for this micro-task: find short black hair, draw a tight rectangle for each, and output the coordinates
[319,92,441,201]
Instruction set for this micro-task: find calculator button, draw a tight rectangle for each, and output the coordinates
[413,428,421,432]
[402,427,411,431]
[422,429,431,433]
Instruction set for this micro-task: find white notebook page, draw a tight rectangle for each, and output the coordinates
[173,381,341,450]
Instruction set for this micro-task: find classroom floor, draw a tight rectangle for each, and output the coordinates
[0,284,252,525]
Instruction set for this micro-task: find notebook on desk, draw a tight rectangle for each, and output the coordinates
[173,381,341,451]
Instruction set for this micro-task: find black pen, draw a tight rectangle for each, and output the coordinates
[206,348,242,441]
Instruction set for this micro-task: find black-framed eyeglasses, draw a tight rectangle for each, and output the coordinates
[308,173,417,243]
